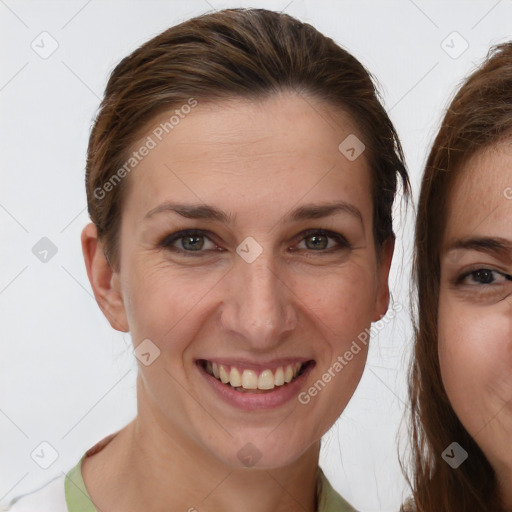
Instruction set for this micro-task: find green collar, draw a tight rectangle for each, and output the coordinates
[64,452,356,512]
[64,453,96,512]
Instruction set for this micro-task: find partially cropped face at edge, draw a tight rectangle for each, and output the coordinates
[103,92,392,469]
[438,139,512,495]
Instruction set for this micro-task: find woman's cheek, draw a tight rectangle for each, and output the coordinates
[439,296,511,434]
[126,259,208,316]
[439,299,475,425]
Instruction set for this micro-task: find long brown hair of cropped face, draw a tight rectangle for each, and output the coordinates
[85,7,409,272]
[405,42,512,512]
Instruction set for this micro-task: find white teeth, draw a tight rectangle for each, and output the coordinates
[274,367,285,386]
[219,365,229,384]
[230,367,242,387]
[212,362,220,379]
[205,361,306,390]
[242,369,258,389]
[258,369,275,390]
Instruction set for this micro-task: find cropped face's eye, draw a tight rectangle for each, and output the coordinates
[457,268,512,286]
[447,264,512,303]
[442,237,512,304]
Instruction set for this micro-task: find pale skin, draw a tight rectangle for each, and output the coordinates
[439,139,512,508]
[81,92,393,512]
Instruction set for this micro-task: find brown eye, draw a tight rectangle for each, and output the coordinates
[472,269,494,284]
[460,269,511,285]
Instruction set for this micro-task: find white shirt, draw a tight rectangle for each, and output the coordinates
[2,475,68,512]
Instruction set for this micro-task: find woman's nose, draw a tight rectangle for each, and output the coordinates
[219,251,298,350]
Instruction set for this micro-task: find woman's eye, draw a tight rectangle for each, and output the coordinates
[159,228,350,257]
[160,230,218,254]
[459,268,512,286]
[294,229,349,252]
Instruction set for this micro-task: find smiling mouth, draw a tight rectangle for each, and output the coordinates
[199,360,313,392]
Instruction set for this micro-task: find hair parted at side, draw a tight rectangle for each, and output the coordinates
[405,42,512,512]
[85,7,409,271]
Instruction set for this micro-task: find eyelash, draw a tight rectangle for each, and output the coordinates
[158,228,351,257]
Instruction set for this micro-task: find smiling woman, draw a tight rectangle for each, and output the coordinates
[404,42,512,512]
[6,7,409,512]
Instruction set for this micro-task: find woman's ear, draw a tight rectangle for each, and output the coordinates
[373,236,395,322]
[81,222,129,332]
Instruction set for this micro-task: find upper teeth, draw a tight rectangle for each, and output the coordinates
[205,361,303,390]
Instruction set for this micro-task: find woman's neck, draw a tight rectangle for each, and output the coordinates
[82,406,321,512]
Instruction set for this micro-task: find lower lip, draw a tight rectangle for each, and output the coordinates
[197,362,315,410]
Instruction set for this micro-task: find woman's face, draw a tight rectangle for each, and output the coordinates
[103,93,391,469]
[439,140,512,484]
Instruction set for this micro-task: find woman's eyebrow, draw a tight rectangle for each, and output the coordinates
[444,236,512,261]
[143,200,364,225]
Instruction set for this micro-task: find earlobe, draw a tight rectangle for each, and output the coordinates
[372,237,394,322]
[81,223,129,332]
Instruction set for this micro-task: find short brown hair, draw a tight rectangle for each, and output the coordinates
[85,8,409,271]
[406,42,512,511]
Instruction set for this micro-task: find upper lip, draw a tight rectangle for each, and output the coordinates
[197,358,313,371]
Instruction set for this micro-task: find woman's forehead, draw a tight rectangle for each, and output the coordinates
[444,142,512,242]
[451,142,512,204]
[123,94,373,222]
[135,94,360,158]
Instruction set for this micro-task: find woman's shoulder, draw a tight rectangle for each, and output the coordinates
[1,475,68,512]
[2,432,118,512]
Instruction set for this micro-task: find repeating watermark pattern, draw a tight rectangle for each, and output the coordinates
[31,237,58,263]
[338,134,365,161]
[441,31,469,60]
[236,236,264,263]
[30,441,59,469]
[134,338,161,366]
[298,302,403,405]
[30,31,59,59]
[442,441,468,469]
[4,1,512,509]
[93,98,198,200]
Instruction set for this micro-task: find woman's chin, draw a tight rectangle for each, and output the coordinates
[201,435,313,470]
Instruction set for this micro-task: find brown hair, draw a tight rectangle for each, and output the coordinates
[405,42,512,511]
[85,7,409,271]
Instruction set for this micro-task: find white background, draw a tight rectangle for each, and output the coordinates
[1,1,511,511]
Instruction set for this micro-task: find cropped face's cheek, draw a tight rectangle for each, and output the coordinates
[113,93,387,469]
[438,141,512,475]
